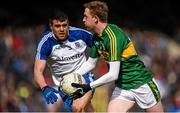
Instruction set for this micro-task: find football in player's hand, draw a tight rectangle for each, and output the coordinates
[60,73,86,97]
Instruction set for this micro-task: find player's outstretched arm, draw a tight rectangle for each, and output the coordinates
[72,61,120,91]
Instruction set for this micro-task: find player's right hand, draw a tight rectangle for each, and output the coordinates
[42,86,59,104]
[71,83,91,94]
[71,89,84,99]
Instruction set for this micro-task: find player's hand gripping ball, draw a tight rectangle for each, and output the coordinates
[60,73,86,98]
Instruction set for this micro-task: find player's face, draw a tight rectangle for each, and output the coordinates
[83,8,96,32]
[50,19,69,41]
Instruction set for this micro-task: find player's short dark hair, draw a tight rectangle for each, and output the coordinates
[49,10,68,24]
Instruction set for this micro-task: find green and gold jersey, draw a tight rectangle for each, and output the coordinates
[90,24,153,90]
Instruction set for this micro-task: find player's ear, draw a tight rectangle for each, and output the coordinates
[67,20,69,25]
[49,23,53,30]
[93,15,99,24]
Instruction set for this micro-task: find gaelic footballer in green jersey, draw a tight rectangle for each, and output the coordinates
[73,24,162,111]
[72,1,164,112]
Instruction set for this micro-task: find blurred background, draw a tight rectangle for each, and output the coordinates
[0,0,180,112]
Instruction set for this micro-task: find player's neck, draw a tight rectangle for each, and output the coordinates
[95,22,107,36]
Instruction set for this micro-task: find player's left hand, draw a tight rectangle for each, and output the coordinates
[71,83,91,94]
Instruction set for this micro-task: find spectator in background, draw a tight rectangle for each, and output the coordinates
[167,88,180,112]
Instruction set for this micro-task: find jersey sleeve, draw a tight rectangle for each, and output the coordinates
[81,30,93,47]
[35,40,51,60]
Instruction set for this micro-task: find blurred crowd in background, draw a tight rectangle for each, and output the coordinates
[0,23,180,112]
[0,0,180,112]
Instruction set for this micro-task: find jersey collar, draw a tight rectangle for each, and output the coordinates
[99,24,109,38]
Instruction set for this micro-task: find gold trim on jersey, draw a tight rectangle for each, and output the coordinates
[105,27,117,60]
[121,42,137,59]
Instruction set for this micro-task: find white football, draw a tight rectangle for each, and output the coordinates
[60,73,86,96]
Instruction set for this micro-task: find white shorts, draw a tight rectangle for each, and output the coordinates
[110,78,161,109]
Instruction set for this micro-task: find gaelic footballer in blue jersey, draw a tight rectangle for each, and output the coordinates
[34,10,94,112]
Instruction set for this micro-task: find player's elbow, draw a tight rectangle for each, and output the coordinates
[88,62,96,70]
[87,57,97,69]
[109,72,119,81]
[113,74,119,80]
[109,61,120,81]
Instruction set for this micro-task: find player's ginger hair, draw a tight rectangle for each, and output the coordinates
[83,1,109,23]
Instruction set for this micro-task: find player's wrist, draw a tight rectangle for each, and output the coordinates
[89,83,93,89]
[41,85,49,92]
[87,84,92,91]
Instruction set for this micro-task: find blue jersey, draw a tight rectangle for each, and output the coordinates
[35,26,92,85]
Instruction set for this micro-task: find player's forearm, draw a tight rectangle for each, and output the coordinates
[34,72,47,89]
[75,57,98,75]
[72,90,93,112]
[34,60,47,89]
[83,90,93,102]
[90,61,120,88]
[73,90,93,107]
[83,91,93,109]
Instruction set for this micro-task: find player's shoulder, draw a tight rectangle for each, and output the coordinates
[108,23,128,37]
[40,30,53,39]
[69,26,92,35]
[38,30,54,42]
[108,23,124,32]
[37,30,57,47]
